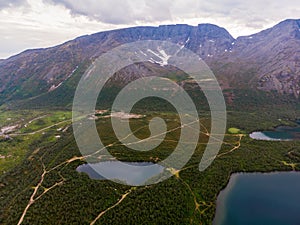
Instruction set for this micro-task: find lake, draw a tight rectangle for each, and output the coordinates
[76,161,165,185]
[250,121,300,141]
[214,172,300,225]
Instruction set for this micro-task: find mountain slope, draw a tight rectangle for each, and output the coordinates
[0,19,300,107]
[218,19,300,96]
[0,24,234,105]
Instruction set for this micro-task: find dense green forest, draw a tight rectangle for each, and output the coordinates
[1,90,300,224]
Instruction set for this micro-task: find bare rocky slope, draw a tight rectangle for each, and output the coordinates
[0,19,299,105]
[214,19,300,96]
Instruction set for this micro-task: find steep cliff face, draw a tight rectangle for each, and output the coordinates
[0,19,300,105]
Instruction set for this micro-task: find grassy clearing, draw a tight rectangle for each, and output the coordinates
[0,110,72,174]
[19,111,71,133]
[228,127,241,134]
[0,110,44,127]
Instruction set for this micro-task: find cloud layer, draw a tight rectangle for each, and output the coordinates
[45,0,174,24]
[0,0,28,8]
[44,0,300,31]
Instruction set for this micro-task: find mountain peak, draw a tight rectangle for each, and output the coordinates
[198,23,223,28]
[197,23,229,31]
[197,23,233,39]
[235,18,300,42]
[1,19,300,104]
[274,19,300,32]
[268,19,300,41]
[278,18,300,26]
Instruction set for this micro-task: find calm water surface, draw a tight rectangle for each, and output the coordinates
[77,161,165,185]
[250,121,300,141]
[214,172,300,225]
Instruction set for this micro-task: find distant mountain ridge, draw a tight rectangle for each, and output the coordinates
[221,19,300,96]
[0,19,299,106]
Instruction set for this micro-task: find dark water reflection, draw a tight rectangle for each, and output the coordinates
[214,172,300,225]
[76,161,165,185]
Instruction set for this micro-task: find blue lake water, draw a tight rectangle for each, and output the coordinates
[214,172,300,225]
[250,121,300,141]
[76,161,165,185]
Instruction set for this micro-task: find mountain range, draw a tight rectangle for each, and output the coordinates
[0,19,299,107]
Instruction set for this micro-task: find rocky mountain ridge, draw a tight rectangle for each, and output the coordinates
[0,19,299,105]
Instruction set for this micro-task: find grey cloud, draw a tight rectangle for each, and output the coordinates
[193,0,299,33]
[43,0,300,32]
[143,0,173,21]
[0,0,28,9]
[45,0,140,24]
[44,0,174,24]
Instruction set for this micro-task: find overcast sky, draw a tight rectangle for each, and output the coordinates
[0,0,299,59]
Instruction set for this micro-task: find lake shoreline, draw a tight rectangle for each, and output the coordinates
[213,171,300,225]
[249,120,300,141]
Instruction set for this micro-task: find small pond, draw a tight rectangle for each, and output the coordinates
[77,161,165,186]
[250,121,300,141]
